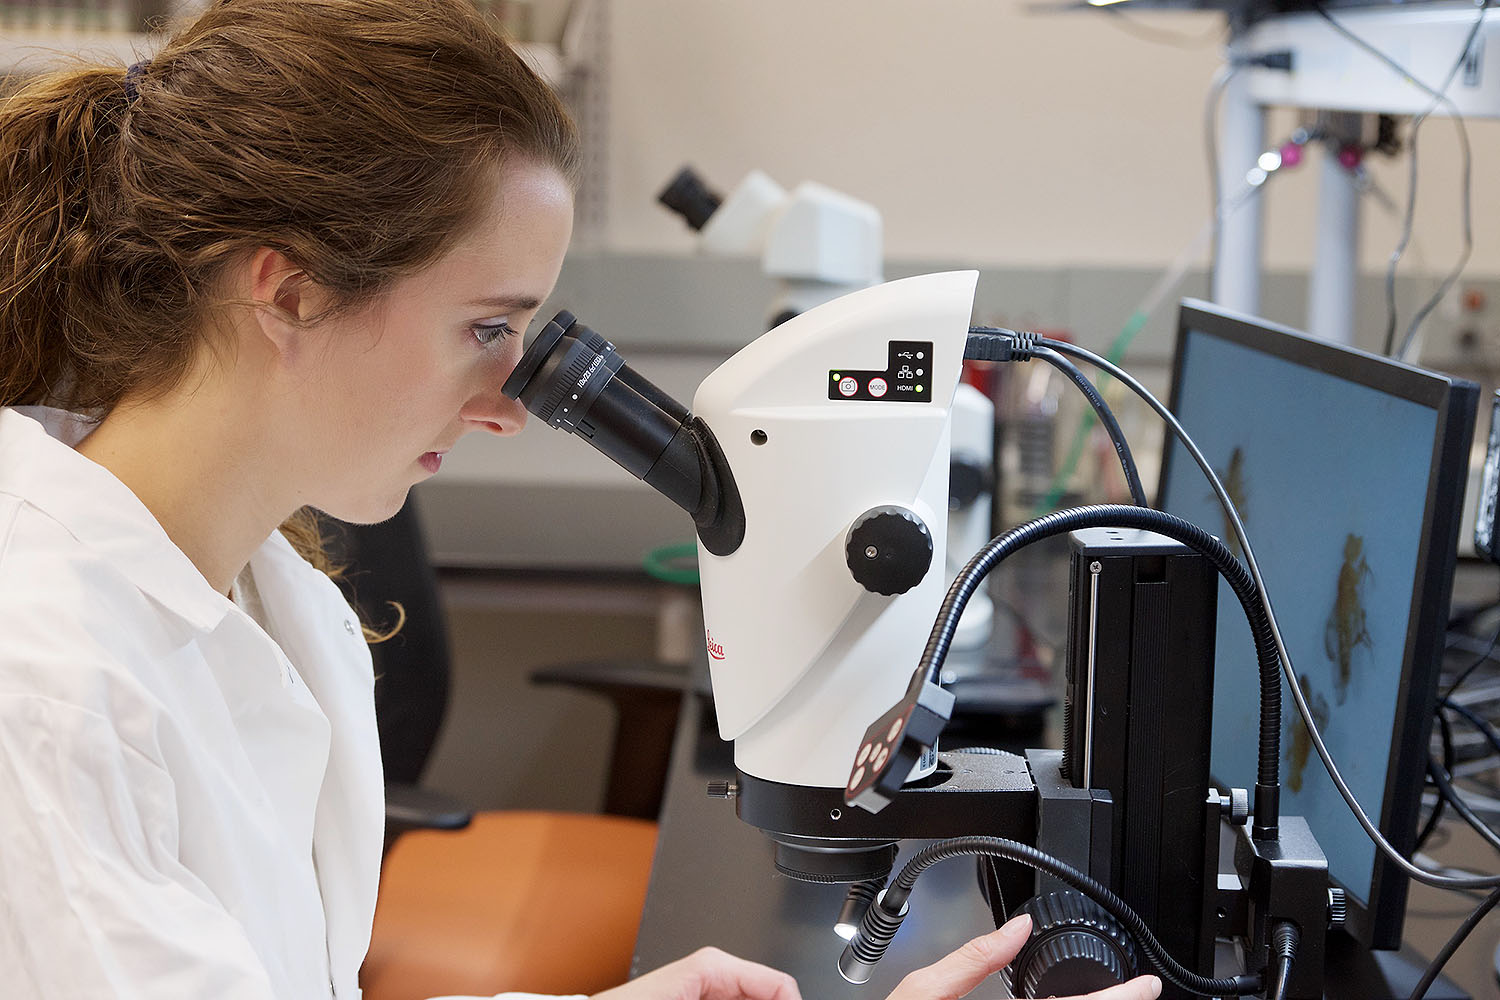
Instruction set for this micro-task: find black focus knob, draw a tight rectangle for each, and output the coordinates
[1005,892,1137,999]
[846,506,933,596]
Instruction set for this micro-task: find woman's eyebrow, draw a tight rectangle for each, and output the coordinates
[467,295,542,311]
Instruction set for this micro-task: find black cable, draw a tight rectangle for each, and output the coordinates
[1408,885,1500,1000]
[1441,697,1500,761]
[1311,0,1485,358]
[889,838,1262,996]
[1416,708,1457,853]
[1032,345,1149,507]
[1445,615,1500,698]
[1428,754,1500,856]
[915,498,1284,835]
[1100,4,1226,48]
[1393,47,1478,360]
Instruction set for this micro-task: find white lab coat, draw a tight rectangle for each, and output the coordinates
[0,407,569,1000]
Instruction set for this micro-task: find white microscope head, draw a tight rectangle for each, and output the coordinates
[692,271,977,788]
[502,270,980,791]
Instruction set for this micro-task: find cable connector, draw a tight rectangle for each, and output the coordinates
[966,326,1039,362]
[1265,921,1300,1000]
[1234,50,1295,72]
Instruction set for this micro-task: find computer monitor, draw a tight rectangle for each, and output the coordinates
[1157,298,1478,949]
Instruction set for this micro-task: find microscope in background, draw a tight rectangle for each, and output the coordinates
[501,272,1333,999]
[657,166,882,331]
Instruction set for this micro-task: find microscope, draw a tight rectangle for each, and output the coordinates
[501,271,1333,999]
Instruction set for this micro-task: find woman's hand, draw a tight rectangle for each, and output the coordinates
[590,947,801,1000]
[885,913,1163,1000]
[591,912,1162,1000]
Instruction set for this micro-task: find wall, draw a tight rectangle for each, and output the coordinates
[605,0,1500,281]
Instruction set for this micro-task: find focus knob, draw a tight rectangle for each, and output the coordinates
[846,506,934,596]
[1004,892,1137,999]
[1327,887,1348,929]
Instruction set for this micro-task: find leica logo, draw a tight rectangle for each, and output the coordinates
[705,630,726,661]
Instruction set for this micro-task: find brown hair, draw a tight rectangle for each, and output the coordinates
[0,0,579,589]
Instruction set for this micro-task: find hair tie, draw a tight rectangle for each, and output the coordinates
[123,60,150,103]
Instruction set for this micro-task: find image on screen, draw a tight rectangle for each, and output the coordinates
[1157,300,1476,948]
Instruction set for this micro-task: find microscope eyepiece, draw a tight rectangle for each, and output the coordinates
[502,310,746,556]
[657,166,722,232]
[503,311,686,471]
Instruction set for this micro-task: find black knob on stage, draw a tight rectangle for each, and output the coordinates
[1005,892,1137,998]
[845,506,934,596]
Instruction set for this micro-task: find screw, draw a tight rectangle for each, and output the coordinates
[706,780,739,799]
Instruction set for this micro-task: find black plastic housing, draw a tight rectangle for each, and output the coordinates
[1061,528,1219,999]
[502,311,746,556]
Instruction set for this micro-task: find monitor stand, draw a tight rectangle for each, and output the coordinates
[1322,930,1469,1000]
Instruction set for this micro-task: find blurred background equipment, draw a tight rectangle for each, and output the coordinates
[658,166,883,330]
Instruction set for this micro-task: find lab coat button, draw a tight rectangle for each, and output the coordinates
[343,619,356,636]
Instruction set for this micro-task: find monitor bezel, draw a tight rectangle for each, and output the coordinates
[1158,297,1478,950]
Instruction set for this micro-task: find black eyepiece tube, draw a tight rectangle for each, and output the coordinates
[501,311,746,556]
[657,166,722,232]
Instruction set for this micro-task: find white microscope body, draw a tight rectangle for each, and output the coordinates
[691,270,978,788]
[502,267,981,791]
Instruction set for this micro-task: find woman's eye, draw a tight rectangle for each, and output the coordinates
[472,320,516,346]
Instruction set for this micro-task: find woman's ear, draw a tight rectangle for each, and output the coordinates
[246,247,323,359]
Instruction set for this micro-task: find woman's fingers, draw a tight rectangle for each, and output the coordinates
[884,913,1034,1000]
[883,912,1164,1000]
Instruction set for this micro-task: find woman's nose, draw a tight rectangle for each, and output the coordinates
[461,388,529,437]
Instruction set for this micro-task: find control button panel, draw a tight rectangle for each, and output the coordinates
[827,341,934,403]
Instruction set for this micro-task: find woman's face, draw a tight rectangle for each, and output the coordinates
[286,158,574,524]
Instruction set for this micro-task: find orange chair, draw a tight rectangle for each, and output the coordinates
[363,811,659,999]
[333,501,680,1000]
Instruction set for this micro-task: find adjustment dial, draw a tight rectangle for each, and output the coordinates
[845,506,933,596]
[1004,892,1137,998]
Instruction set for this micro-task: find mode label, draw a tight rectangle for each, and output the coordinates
[828,340,934,403]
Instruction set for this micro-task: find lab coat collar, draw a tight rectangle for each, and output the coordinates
[0,406,235,635]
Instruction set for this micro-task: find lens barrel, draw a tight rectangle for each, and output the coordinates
[503,312,690,480]
[502,311,746,556]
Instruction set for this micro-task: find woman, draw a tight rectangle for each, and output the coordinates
[0,1,1160,997]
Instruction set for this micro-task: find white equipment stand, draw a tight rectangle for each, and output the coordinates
[1215,1,1500,345]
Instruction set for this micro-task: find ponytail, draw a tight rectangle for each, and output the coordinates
[0,66,181,411]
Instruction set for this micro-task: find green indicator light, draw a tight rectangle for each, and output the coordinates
[917,385,924,393]
[832,373,840,380]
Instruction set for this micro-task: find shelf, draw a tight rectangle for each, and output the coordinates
[0,30,158,73]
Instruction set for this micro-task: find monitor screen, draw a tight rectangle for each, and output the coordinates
[1157,299,1477,949]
